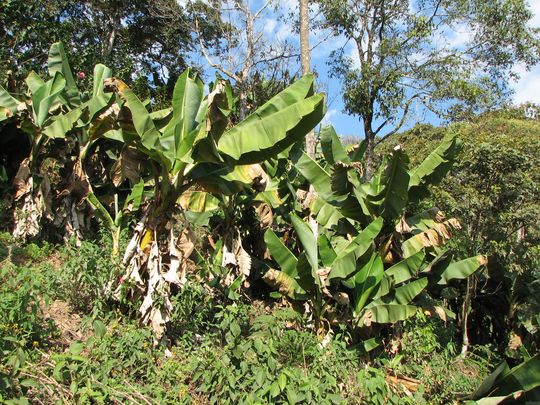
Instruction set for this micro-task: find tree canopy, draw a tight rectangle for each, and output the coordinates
[316,0,540,173]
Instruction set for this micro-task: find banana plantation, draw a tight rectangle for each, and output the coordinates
[0,16,539,403]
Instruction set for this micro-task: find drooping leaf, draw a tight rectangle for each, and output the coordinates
[329,217,383,280]
[264,229,298,277]
[436,255,487,285]
[0,85,20,121]
[294,151,334,201]
[291,213,319,286]
[320,125,350,165]
[262,269,306,300]
[351,253,384,315]
[217,75,325,164]
[391,277,428,304]
[385,251,426,284]
[408,133,462,202]
[178,191,220,213]
[43,106,84,139]
[362,304,417,325]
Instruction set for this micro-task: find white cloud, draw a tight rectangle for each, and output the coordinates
[322,108,338,125]
[512,64,540,104]
[263,17,277,35]
[528,0,540,27]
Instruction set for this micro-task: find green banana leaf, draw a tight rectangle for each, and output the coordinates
[48,42,81,107]
[87,64,113,121]
[43,107,84,139]
[362,304,417,325]
[318,234,336,267]
[384,251,426,284]
[291,213,320,287]
[328,217,383,281]
[320,125,350,165]
[0,85,20,121]
[264,229,298,277]
[351,253,384,316]
[26,71,45,94]
[355,148,409,221]
[435,255,486,285]
[31,72,66,128]
[294,151,335,201]
[408,133,462,202]
[217,75,325,164]
[468,354,540,400]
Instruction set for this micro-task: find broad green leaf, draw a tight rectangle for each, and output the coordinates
[217,75,325,164]
[469,362,510,399]
[408,133,462,202]
[264,229,298,276]
[492,354,540,396]
[320,125,349,165]
[392,277,428,304]
[87,64,113,121]
[311,197,344,228]
[295,151,334,200]
[437,255,486,285]
[32,72,66,127]
[43,106,84,138]
[352,253,384,315]
[363,304,417,324]
[0,85,20,121]
[357,148,409,221]
[385,251,426,284]
[291,213,320,287]
[26,71,45,94]
[329,217,383,280]
[48,42,80,107]
[161,69,205,163]
[318,234,336,267]
[110,80,166,166]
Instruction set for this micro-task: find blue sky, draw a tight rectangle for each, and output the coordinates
[187,0,540,139]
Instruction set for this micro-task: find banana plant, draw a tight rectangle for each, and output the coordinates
[104,71,325,339]
[263,128,485,331]
[0,43,84,239]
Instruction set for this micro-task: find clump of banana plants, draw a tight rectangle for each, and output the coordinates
[104,71,325,339]
[0,42,130,244]
[262,126,487,336]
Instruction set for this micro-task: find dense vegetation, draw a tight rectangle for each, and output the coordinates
[0,39,538,404]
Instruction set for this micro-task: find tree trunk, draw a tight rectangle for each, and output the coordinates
[300,0,316,158]
[363,120,375,179]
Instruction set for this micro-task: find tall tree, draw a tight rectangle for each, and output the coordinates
[300,0,316,157]
[169,0,297,121]
[317,0,540,176]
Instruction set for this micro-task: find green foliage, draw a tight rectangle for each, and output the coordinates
[56,235,119,317]
[381,112,540,352]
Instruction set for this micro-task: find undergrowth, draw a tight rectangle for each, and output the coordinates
[0,237,494,404]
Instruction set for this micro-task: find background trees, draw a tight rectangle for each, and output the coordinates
[316,0,540,175]
[0,0,218,99]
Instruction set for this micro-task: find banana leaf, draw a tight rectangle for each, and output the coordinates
[48,42,81,107]
[217,75,325,164]
[408,133,462,203]
[351,253,384,316]
[264,229,298,277]
[320,125,350,165]
[328,217,383,281]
